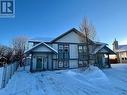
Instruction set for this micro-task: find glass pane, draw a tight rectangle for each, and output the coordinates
[64,61,68,67]
[59,61,63,67]
[79,46,82,49]
[59,45,63,49]
[83,46,87,52]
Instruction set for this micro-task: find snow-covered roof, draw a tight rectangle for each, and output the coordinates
[92,44,115,54]
[29,37,53,43]
[94,41,107,45]
[115,45,127,52]
[92,44,106,54]
[25,42,58,54]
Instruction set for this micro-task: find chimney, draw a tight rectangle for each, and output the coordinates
[112,38,118,51]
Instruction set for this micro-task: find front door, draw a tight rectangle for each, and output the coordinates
[36,56,48,70]
[36,56,42,70]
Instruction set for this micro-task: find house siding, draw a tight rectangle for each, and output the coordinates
[56,31,83,43]
[69,60,78,68]
[32,45,52,52]
[70,44,78,59]
[118,51,127,63]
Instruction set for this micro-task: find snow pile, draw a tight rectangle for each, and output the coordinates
[0,64,127,95]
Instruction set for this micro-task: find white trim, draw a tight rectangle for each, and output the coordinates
[25,42,58,54]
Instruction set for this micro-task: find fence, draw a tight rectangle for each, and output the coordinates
[0,62,18,88]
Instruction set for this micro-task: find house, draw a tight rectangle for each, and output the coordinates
[25,28,115,72]
[112,39,127,63]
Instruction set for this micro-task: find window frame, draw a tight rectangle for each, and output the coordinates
[58,43,69,68]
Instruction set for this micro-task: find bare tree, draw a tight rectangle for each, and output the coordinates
[0,45,7,57]
[5,47,14,64]
[0,44,14,66]
[12,36,28,67]
[79,17,96,67]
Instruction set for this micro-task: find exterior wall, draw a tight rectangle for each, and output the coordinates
[69,60,78,68]
[48,54,52,70]
[69,44,79,68]
[51,43,95,69]
[32,56,36,71]
[52,44,79,69]
[96,54,105,67]
[56,31,83,43]
[52,44,58,51]
[32,45,51,52]
[70,44,78,59]
[118,51,127,63]
[53,60,58,70]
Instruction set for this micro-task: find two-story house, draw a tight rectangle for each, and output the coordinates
[25,28,115,72]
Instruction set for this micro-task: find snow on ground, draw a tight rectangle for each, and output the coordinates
[0,64,127,95]
[103,64,127,95]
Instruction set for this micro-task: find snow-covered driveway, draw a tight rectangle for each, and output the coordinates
[0,64,127,95]
[103,64,127,95]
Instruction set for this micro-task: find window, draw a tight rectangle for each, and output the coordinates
[58,44,69,60]
[78,61,87,67]
[79,61,84,66]
[125,57,127,60]
[78,45,87,61]
[59,61,63,68]
[63,60,68,67]
[122,58,124,60]
[58,44,69,68]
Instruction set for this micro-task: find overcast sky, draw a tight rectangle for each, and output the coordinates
[0,0,127,48]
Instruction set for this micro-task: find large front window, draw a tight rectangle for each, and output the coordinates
[58,44,69,68]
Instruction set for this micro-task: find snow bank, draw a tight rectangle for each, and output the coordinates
[1,64,127,95]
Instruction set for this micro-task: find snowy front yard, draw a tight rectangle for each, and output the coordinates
[0,64,127,95]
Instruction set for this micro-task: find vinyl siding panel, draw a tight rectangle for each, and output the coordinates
[56,31,82,43]
[69,60,78,68]
[70,44,78,59]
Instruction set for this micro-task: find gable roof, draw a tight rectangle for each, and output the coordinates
[50,28,80,43]
[25,42,58,54]
[92,44,115,54]
[115,45,127,52]
[92,44,106,54]
[50,28,94,44]
[28,28,97,45]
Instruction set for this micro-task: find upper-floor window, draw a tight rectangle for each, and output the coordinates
[58,44,69,60]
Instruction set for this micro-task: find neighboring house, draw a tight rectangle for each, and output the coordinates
[25,28,115,72]
[113,39,127,63]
